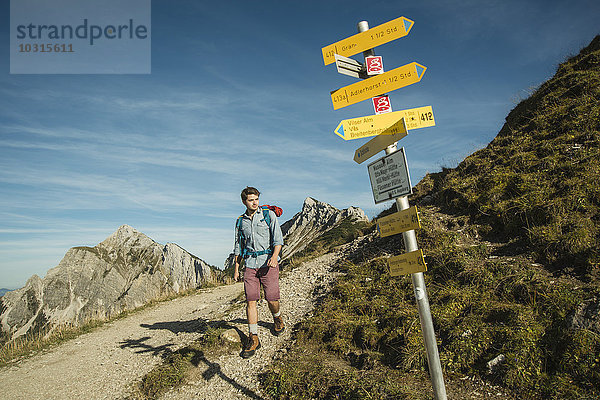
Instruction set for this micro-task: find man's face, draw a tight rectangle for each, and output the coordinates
[244,194,260,213]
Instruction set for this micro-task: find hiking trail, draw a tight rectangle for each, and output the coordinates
[0,249,344,400]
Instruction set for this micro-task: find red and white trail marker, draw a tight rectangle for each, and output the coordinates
[372,95,392,115]
[366,55,384,75]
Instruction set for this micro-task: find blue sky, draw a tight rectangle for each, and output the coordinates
[1,0,599,289]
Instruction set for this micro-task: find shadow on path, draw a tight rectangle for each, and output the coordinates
[119,336,175,357]
[120,319,264,400]
[192,349,264,400]
[141,317,275,336]
[140,317,209,334]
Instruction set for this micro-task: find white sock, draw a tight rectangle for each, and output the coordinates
[272,311,281,318]
[248,323,258,335]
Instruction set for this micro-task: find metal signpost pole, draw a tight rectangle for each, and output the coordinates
[397,194,447,400]
[357,20,447,400]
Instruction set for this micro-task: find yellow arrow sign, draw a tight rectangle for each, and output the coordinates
[387,249,427,277]
[377,206,421,237]
[334,106,435,140]
[331,62,426,110]
[322,16,414,65]
[354,118,407,164]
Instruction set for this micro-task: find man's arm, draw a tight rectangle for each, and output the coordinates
[234,255,243,281]
[267,245,282,268]
[233,218,243,281]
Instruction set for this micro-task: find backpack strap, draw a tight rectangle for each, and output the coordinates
[261,207,274,251]
[237,209,275,259]
[261,206,271,227]
[245,248,273,258]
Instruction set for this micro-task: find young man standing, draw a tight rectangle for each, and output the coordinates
[234,187,285,358]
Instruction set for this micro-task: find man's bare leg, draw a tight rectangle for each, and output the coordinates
[268,300,285,335]
[267,300,280,315]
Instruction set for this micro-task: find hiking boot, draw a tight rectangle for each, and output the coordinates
[273,315,285,336]
[241,334,261,358]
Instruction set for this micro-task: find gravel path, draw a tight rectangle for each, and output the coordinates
[0,282,245,400]
[161,250,342,400]
[0,249,344,400]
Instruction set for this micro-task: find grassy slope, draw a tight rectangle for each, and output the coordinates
[260,36,600,399]
[416,35,600,280]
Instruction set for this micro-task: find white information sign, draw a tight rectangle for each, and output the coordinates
[367,148,412,204]
[334,53,364,79]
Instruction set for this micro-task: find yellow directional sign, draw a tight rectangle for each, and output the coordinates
[334,106,435,140]
[377,206,421,237]
[387,249,427,277]
[331,62,426,110]
[322,16,414,65]
[354,118,407,164]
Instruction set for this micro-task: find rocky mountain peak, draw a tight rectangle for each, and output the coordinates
[302,197,319,208]
[98,224,155,250]
[280,198,369,260]
[0,226,215,340]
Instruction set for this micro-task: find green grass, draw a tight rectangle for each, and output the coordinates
[260,209,600,398]
[413,36,600,281]
[261,342,432,400]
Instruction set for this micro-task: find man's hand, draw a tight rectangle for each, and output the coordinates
[234,259,241,281]
[267,255,279,268]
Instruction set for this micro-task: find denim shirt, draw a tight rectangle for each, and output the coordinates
[234,209,284,269]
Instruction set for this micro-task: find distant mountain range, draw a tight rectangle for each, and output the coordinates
[0,288,11,297]
[280,197,369,259]
[1,225,216,340]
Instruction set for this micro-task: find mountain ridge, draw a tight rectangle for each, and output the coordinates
[2,197,369,341]
[0,225,216,340]
[280,197,369,260]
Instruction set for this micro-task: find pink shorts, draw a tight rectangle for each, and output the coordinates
[243,266,280,302]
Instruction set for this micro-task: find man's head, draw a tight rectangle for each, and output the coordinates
[241,186,260,214]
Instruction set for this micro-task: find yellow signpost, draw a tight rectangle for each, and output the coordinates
[377,206,421,237]
[322,16,414,65]
[387,249,427,277]
[330,62,426,110]
[334,106,435,140]
[354,118,407,164]
[322,18,447,399]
